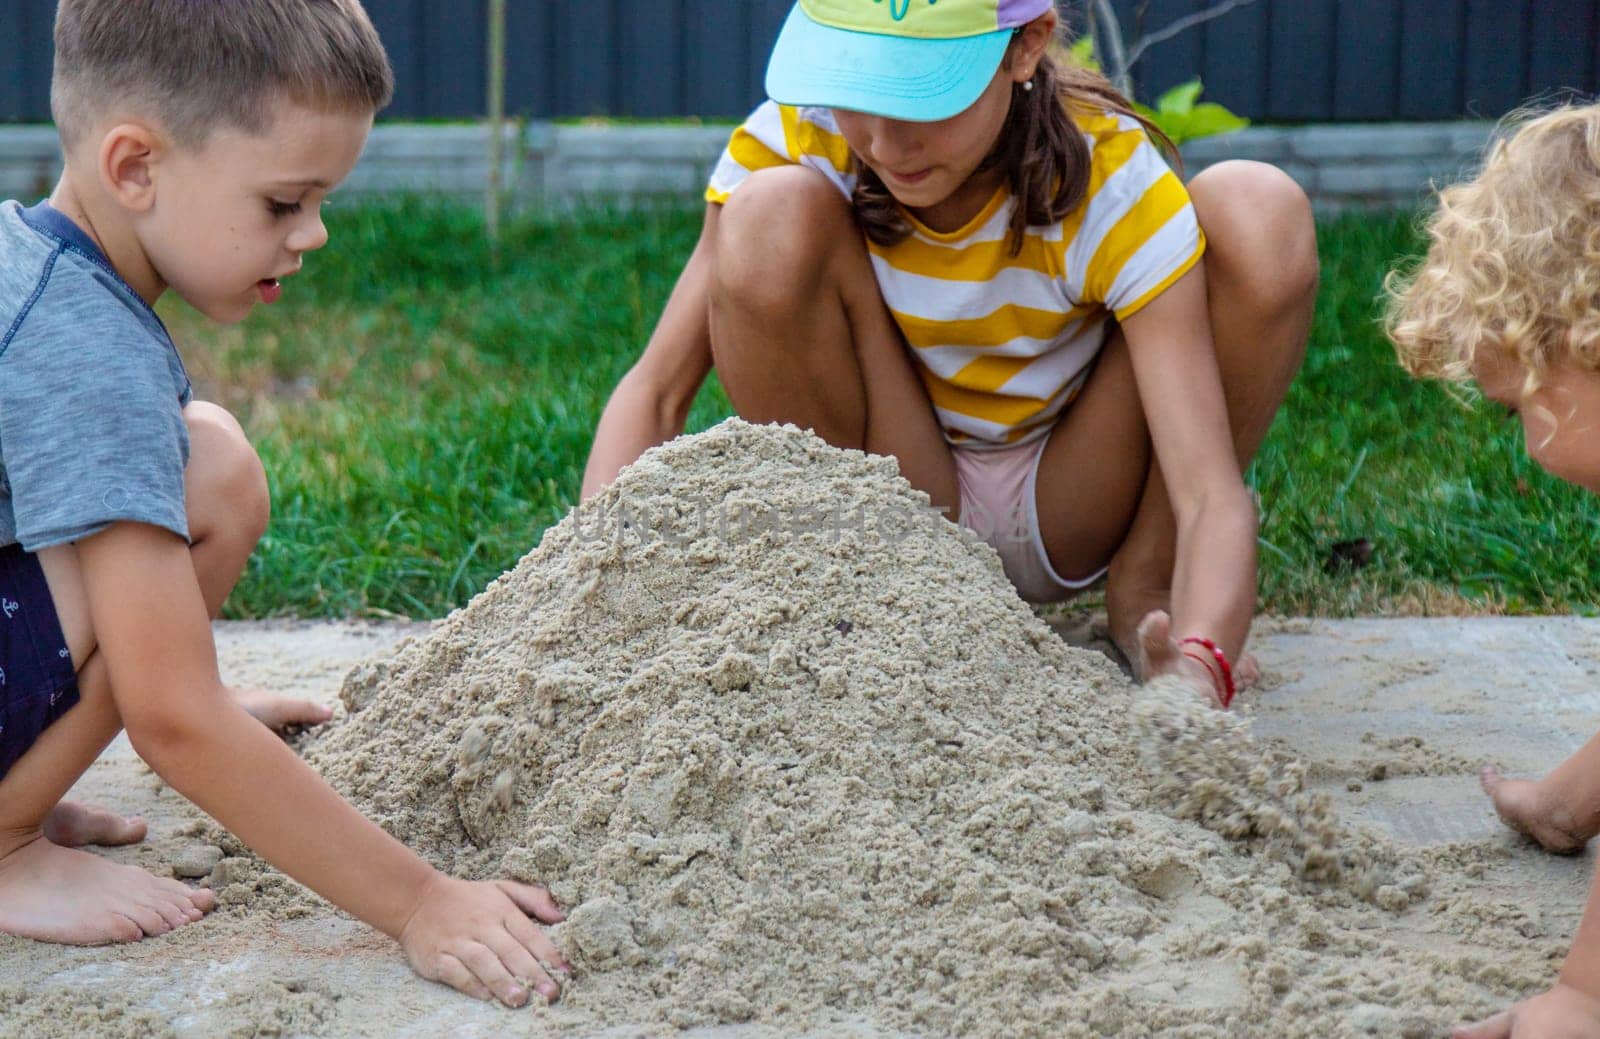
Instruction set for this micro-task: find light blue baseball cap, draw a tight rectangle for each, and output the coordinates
[765,0,1054,122]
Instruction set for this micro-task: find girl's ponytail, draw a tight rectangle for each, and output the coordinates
[852,32,1178,257]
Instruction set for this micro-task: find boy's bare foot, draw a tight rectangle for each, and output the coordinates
[230,686,334,733]
[1481,767,1593,854]
[42,802,146,848]
[0,836,216,944]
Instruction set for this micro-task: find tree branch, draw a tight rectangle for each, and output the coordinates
[1088,0,1132,96]
[1122,0,1262,73]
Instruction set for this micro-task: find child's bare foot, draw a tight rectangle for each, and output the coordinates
[230,686,333,733]
[1481,767,1593,854]
[0,836,216,944]
[1234,652,1262,691]
[42,802,146,848]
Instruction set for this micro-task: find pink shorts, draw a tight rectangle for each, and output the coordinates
[952,432,1107,604]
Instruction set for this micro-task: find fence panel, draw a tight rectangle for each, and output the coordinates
[1399,0,1466,119]
[0,0,51,122]
[504,2,556,118]
[1199,1,1271,119]
[1333,0,1401,121]
[1529,0,1598,102]
[1121,0,1204,102]
[620,0,685,118]
[745,0,793,109]
[1,0,1596,123]
[365,0,425,117]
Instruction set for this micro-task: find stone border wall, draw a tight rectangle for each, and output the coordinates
[0,121,1495,214]
[1181,123,1493,212]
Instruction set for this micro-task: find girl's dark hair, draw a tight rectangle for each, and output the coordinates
[851,32,1178,256]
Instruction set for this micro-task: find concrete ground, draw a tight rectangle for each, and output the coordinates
[2,617,1596,1037]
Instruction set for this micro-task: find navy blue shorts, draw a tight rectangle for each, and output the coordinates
[0,543,79,781]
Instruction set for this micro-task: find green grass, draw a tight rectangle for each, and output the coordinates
[161,197,1598,620]
[167,198,732,619]
[1253,214,1600,615]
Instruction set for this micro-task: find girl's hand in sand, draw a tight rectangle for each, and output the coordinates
[1454,982,1600,1038]
[399,873,570,1008]
[1133,610,1226,707]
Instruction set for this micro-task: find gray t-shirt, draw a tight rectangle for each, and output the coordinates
[0,200,193,552]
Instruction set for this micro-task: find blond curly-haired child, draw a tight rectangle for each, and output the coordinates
[1389,102,1600,1039]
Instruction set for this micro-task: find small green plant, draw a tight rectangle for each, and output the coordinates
[1067,34,1097,70]
[1135,79,1250,146]
[1066,36,1249,146]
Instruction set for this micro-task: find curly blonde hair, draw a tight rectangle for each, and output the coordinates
[1385,104,1600,391]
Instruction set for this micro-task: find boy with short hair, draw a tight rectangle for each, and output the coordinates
[0,0,569,1008]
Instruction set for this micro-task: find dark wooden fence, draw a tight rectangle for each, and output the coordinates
[1,0,1595,123]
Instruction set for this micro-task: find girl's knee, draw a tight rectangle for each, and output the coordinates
[712,167,856,316]
[1189,160,1318,311]
[183,402,269,542]
[1189,159,1313,235]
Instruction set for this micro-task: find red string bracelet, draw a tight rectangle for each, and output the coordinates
[1180,636,1236,709]
[1180,650,1223,703]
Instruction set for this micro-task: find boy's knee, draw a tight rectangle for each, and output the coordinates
[184,402,269,541]
[712,167,856,319]
[1189,160,1319,312]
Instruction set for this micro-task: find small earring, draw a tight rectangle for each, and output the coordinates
[1022,78,1035,92]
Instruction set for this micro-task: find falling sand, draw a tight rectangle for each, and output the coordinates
[263,419,1548,1037]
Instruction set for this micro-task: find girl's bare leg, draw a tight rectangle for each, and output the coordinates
[708,165,960,511]
[710,161,1314,678]
[1029,160,1318,672]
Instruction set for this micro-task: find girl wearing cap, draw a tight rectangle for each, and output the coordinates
[582,0,1316,707]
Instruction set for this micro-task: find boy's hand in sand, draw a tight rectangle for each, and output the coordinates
[1454,982,1600,1038]
[398,874,570,1008]
[230,685,334,733]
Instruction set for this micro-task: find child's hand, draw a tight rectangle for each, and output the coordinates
[1480,766,1594,854]
[398,873,571,1008]
[229,685,334,734]
[1454,982,1600,1038]
[1133,610,1226,706]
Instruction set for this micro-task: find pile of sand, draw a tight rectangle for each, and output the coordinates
[300,420,1541,1037]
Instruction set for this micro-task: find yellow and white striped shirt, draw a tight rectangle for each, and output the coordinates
[706,101,1205,449]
